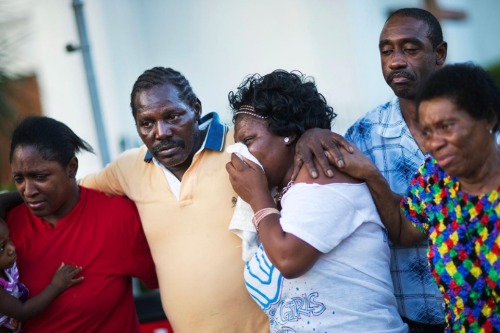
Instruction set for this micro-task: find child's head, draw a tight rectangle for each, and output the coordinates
[0,218,16,271]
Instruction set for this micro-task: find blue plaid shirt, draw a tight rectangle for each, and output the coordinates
[345,97,445,324]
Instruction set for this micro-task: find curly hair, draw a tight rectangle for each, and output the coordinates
[228,70,336,138]
[417,63,500,132]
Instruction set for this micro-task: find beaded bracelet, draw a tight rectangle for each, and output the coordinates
[252,208,280,232]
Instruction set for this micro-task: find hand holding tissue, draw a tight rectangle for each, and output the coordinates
[226,142,265,261]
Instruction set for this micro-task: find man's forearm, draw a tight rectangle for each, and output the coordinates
[363,170,425,246]
[363,170,405,244]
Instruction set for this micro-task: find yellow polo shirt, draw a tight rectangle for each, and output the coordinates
[81,113,268,333]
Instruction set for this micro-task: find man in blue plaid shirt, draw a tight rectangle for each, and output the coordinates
[343,8,447,333]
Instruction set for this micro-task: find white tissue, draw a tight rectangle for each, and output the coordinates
[226,142,264,171]
[226,142,263,261]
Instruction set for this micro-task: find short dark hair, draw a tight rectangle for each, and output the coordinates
[387,8,444,49]
[9,116,94,167]
[417,63,500,132]
[228,70,336,137]
[130,67,198,118]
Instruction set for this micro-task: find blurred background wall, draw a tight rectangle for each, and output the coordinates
[1,0,499,186]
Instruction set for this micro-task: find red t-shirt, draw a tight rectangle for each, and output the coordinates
[6,186,158,332]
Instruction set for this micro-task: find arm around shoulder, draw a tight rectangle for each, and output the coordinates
[363,169,426,246]
[293,128,354,180]
[340,145,426,246]
[80,147,145,196]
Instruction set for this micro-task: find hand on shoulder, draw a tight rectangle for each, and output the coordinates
[295,157,362,185]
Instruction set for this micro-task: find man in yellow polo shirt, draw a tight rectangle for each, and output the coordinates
[81,67,268,332]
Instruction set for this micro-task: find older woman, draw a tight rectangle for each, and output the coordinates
[334,63,500,332]
[401,63,500,332]
[5,116,157,332]
[225,70,407,332]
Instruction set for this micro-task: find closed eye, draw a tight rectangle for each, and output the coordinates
[380,49,393,56]
[242,137,254,146]
[404,48,418,55]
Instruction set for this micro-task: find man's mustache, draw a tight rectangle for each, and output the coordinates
[388,70,415,82]
[152,139,185,154]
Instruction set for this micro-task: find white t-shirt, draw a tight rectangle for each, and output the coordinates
[244,182,408,333]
